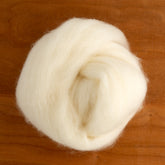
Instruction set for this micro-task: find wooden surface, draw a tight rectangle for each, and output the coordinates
[0,0,165,164]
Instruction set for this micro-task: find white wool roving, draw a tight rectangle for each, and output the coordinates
[16,18,147,151]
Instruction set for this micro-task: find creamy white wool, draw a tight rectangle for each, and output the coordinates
[16,18,147,151]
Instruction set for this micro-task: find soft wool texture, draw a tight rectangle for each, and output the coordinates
[16,18,147,151]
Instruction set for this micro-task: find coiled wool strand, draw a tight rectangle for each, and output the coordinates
[16,18,147,151]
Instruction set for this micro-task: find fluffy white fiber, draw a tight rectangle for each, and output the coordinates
[16,18,147,151]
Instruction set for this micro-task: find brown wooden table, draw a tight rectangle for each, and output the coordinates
[0,0,165,164]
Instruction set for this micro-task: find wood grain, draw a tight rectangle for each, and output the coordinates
[0,0,165,164]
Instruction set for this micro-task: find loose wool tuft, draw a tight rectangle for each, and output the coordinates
[16,18,147,151]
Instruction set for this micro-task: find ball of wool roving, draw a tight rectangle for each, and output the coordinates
[16,18,147,151]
